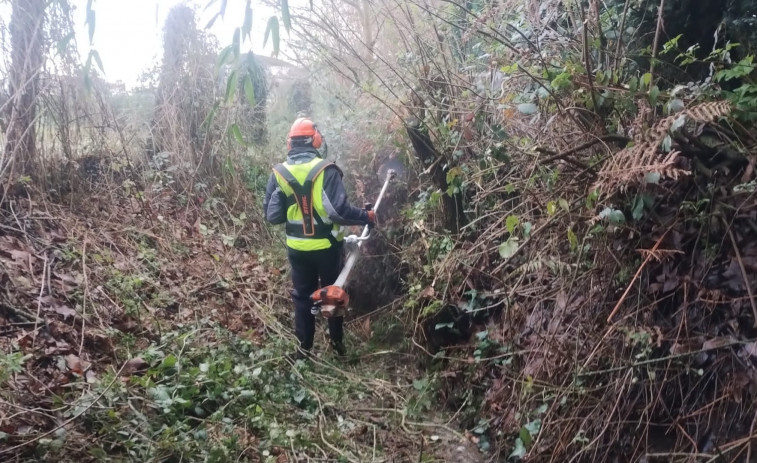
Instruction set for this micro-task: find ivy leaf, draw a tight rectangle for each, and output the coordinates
[498,237,519,259]
[510,438,527,458]
[546,201,557,216]
[648,85,660,106]
[506,215,519,234]
[517,103,538,115]
[558,198,570,213]
[670,115,687,132]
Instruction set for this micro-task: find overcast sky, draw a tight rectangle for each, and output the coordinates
[69,0,281,87]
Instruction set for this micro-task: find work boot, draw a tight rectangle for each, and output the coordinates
[331,340,347,356]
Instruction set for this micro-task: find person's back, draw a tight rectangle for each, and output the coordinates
[262,118,374,358]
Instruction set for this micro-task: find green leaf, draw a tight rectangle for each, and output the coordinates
[264,16,280,56]
[519,427,532,447]
[83,53,93,92]
[206,12,221,29]
[244,73,256,107]
[225,70,238,104]
[202,102,221,130]
[162,355,177,368]
[90,49,104,73]
[242,1,253,42]
[86,9,96,45]
[546,201,557,216]
[523,222,532,238]
[216,45,234,70]
[510,438,527,458]
[498,237,519,259]
[506,215,519,234]
[230,124,245,146]
[648,85,660,106]
[558,198,570,213]
[232,28,241,58]
[281,0,292,32]
[641,72,652,89]
[517,103,538,115]
[56,32,75,55]
[567,228,578,252]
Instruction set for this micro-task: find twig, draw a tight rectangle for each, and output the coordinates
[724,219,757,328]
[31,255,48,350]
[79,238,88,357]
[649,0,666,86]
[605,229,669,323]
[0,360,129,456]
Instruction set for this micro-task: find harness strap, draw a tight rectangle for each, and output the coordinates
[273,160,335,240]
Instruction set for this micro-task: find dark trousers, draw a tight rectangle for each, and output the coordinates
[288,245,344,350]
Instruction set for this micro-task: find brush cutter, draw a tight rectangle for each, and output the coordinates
[310,169,396,318]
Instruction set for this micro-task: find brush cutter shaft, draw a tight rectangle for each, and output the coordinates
[333,169,394,288]
[310,169,395,317]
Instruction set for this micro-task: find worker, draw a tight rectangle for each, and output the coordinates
[263,117,375,359]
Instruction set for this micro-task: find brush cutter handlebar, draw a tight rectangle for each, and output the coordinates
[310,169,396,318]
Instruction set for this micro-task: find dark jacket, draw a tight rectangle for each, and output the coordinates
[263,147,369,227]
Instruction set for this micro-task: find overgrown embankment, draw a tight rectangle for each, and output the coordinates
[0,179,482,462]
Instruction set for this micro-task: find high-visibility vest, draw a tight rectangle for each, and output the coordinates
[272,158,344,251]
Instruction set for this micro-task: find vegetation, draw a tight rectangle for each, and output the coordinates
[2,0,757,461]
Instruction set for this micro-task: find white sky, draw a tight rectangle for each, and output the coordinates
[70,0,282,87]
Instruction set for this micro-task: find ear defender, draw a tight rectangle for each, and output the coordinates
[312,127,323,149]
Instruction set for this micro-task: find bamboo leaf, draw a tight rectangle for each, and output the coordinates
[86,8,96,45]
[244,73,256,107]
[202,102,221,130]
[242,1,253,42]
[206,12,221,29]
[203,0,218,11]
[83,53,93,92]
[281,0,292,32]
[56,32,75,55]
[264,16,280,56]
[230,124,245,146]
[90,49,105,73]
[220,0,228,17]
[216,45,233,70]
[232,28,241,58]
[225,70,238,104]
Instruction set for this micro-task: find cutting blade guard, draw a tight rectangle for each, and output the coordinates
[310,169,396,317]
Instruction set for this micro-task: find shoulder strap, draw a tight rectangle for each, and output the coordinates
[272,161,334,238]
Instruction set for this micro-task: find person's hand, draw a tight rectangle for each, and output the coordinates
[366,210,376,227]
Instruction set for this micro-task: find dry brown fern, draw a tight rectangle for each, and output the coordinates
[594,101,732,194]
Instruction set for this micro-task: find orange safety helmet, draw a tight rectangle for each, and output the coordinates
[287,117,323,150]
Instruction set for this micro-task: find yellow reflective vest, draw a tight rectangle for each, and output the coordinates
[272,158,344,251]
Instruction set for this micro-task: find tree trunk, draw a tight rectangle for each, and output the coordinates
[405,119,466,233]
[4,0,46,178]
